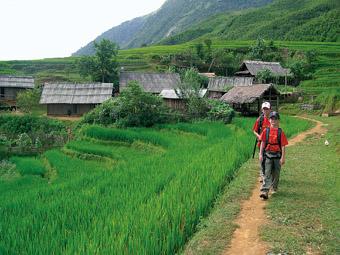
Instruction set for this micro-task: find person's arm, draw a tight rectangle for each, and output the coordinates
[253,130,261,140]
[253,120,261,139]
[280,146,286,166]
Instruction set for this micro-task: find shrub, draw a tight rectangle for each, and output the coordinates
[82,82,170,127]
[16,87,41,113]
[315,90,340,113]
[207,100,235,123]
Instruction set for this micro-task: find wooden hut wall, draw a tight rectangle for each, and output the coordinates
[47,104,95,116]
[163,99,186,111]
[0,87,27,100]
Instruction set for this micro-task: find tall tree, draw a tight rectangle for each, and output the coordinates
[78,39,119,83]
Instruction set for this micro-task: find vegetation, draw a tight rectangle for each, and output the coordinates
[77,39,119,84]
[82,82,168,127]
[161,0,339,45]
[262,116,339,254]
[16,87,41,113]
[0,115,67,157]
[183,115,315,254]
[315,90,340,114]
[0,119,255,254]
[74,0,272,54]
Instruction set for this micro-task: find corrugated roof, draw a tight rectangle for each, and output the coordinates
[220,84,279,104]
[0,76,34,88]
[236,61,291,76]
[40,83,113,104]
[208,76,254,92]
[119,72,180,93]
[160,89,207,99]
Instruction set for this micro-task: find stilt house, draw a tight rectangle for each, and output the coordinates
[119,72,180,94]
[39,83,113,116]
[0,76,34,107]
[207,76,254,99]
[220,84,280,115]
[160,89,207,111]
[235,60,291,84]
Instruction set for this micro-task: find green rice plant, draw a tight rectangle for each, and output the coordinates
[10,156,46,177]
[0,117,311,254]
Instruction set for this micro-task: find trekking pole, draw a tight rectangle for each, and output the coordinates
[252,139,258,158]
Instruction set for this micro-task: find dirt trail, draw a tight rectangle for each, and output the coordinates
[223,116,326,255]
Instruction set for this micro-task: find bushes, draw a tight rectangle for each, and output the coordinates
[315,90,340,113]
[207,100,235,124]
[82,82,169,127]
[0,115,67,156]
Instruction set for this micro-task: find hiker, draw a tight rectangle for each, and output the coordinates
[259,111,288,199]
[252,101,271,181]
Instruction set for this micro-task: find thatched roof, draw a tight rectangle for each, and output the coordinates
[236,61,290,76]
[220,84,279,104]
[160,89,207,99]
[40,83,113,104]
[0,76,34,89]
[208,77,254,92]
[119,72,180,93]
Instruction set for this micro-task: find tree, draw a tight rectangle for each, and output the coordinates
[16,87,41,113]
[78,39,119,84]
[256,69,275,83]
[249,38,266,60]
[176,68,209,118]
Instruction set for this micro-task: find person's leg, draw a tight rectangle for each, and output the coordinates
[259,157,265,182]
[260,157,273,198]
[271,158,281,192]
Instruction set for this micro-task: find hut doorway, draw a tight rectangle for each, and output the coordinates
[0,87,4,98]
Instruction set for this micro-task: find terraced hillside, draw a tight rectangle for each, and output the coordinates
[0,116,313,254]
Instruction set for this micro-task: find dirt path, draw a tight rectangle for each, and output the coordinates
[223,116,326,255]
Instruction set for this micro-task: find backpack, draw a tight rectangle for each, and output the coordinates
[257,114,264,134]
[264,127,282,158]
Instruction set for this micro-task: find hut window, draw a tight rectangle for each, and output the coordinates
[0,87,4,97]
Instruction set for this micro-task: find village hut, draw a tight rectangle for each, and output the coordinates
[207,76,254,99]
[0,76,34,107]
[220,84,280,115]
[119,72,181,94]
[39,83,113,116]
[235,60,291,84]
[160,89,207,111]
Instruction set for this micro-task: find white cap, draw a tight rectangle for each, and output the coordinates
[261,102,271,109]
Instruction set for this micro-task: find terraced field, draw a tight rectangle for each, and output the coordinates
[0,116,312,254]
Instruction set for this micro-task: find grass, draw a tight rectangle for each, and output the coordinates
[181,115,314,254]
[261,115,339,254]
[0,119,256,254]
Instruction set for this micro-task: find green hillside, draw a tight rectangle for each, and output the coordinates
[160,0,339,45]
[73,0,273,55]
[1,40,339,96]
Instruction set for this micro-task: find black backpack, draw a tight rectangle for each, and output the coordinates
[257,114,265,134]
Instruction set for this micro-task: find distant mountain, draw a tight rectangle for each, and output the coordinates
[73,0,273,56]
[159,0,340,45]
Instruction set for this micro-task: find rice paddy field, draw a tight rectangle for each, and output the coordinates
[0,116,312,254]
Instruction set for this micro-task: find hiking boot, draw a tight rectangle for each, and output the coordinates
[260,192,268,199]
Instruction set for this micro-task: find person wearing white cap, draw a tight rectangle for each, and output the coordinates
[252,101,271,182]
